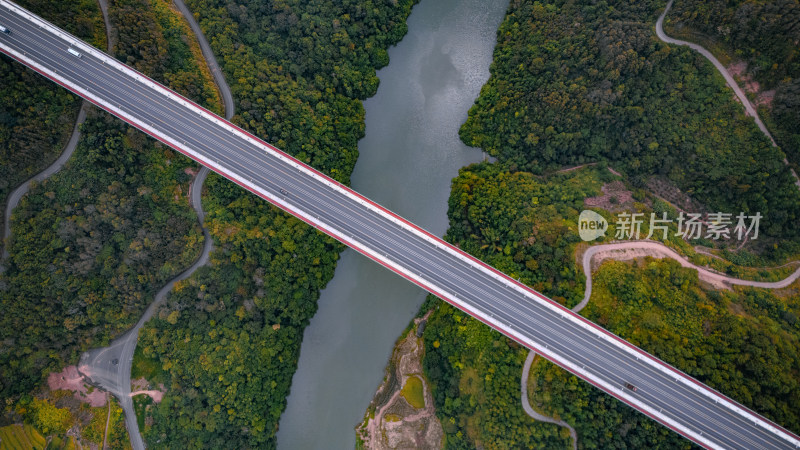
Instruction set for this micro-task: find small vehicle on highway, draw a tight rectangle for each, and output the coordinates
[67,47,82,58]
[0,25,10,34]
[280,188,289,196]
[625,382,638,392]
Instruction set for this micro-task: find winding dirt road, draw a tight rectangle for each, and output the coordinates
[656,0,800,188]
[521,240,800,447]
[2,0,123,262]
[79,1,234,449]
[521,349,578,449]
[172,0,234,118]
[1,102,87,262]
[655,0,775,145]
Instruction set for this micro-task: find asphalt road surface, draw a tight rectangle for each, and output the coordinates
[2,103,85,261]
[78,3,226,447]
[655,0,775,145]
[655,0,800,189]
[1,2,798,448]
[79,166,213,450]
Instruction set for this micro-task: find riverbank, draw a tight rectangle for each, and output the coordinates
[276,1,509,447]
[356,312,442,449]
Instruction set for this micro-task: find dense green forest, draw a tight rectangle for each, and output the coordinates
[14,0,107,49]
[423,165,603,448]
[447,163,603,306]
[0,61,79,244]
[1,110,201,399]
[137,187,341,447]
[567,259,798,430]
[0,0,219,404]
[665,0,799,89]
[665,0,800,170]
[176,0,419,183]
[459,0,800,237]
[134,0,418,447]
[111,0,221,114]
[0,0,105,250]
[419,0,800,447]
[423,301,573,449]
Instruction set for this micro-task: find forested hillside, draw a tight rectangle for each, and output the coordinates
[183,0,418,183]
[0,0,105,250]
[665,0,800,172]
[0,62,79,244]
[459,0,800,237]
[423,165,693,448]
[111,0,221,114]
[134,0,418,447]
[1,0,218,403]
[418,0,800,447]
[665,0,799,89]
[538,257,800,441]
[425,162,800,447]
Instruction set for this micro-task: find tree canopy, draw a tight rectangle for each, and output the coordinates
[459,0,800,237]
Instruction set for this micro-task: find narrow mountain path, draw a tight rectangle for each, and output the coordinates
[78,1,234,449]
[97,0,115,52]
[656,0,800,187]
[172,0,234,120]
[655,0,773,144]
[1,103,87,262]
[521,239,800,447]
[102,393,111,450]
[521,349,578,450]
[1,0,122,263]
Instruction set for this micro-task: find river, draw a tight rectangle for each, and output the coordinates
[276,0,509,448]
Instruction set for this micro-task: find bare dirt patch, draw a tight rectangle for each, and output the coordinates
[756,90,775,108]
[583,180,638,212]
[131,377,148,391]
[728,61,747,78]
[47,366,107,407]
[131,390,163,403]
[356,312,443,449]
[589,245,729,290]
[555,163,595,174]
[727,61,772,106]
[130,377,166,403]
[744,79,761,95]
